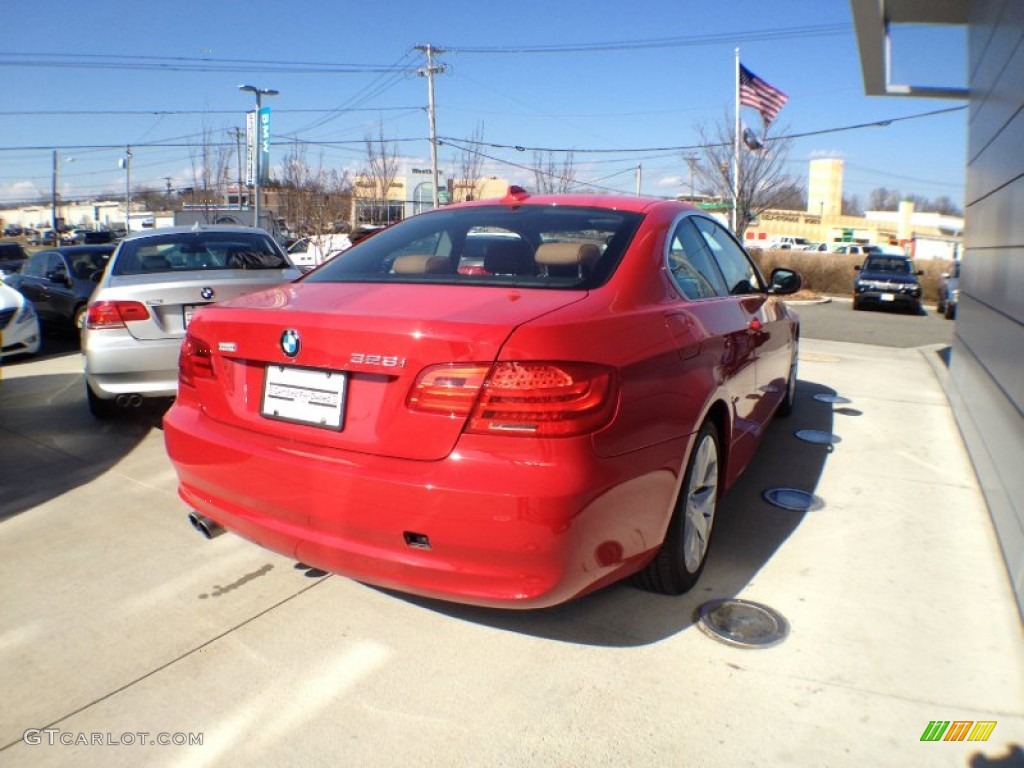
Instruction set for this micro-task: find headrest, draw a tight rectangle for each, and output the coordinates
[392,254,450,274]
[535,243,600,268]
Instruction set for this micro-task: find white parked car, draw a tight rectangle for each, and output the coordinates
[82,225,300,417]
[0,281,41,360]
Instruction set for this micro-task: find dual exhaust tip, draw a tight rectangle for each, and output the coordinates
[188,511,225,539]
[115,393,143,408]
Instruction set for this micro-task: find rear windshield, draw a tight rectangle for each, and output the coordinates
[304,205,643,289]
[112,231,290,275]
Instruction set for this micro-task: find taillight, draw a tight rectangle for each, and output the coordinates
[179,334,215,388]
[85,300,150,329]
[408,361,616,437]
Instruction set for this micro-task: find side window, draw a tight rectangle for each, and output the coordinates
[666,218,729,299]
[22,252,48,278]
[692,217,764,295]
[47,253,68,277]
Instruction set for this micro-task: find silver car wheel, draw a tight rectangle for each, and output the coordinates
[683,432,719,572]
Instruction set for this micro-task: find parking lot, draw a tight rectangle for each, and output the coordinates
[0,305,1021,766]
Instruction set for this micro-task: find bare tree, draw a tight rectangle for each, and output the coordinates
[531,151,577,194]
[688,113,798,237]
[451,122,487,202]
[278,143,353,243]
[359,123,401,225]
[188,123,233,223]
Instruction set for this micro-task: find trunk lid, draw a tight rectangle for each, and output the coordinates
[105,269,298,340]
[185,282,586,461]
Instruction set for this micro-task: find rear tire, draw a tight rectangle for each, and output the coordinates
[86,382,117,419]
[776,349,798,418]
[632,421,720,595]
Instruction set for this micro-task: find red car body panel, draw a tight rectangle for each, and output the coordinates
[163,195,799,608]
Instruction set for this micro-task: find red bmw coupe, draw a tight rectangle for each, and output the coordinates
[164,190,801,608]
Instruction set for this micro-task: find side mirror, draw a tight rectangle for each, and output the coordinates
[47,270,69,285]
[916,269,924,276]
[853,265,861,272]
[768,268,801,295]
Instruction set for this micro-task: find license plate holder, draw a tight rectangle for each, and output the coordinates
[261,365,347,430]
[183,304,208,327]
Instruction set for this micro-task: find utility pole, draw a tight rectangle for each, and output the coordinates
[164,176,173,210]
[51,149,59,232]
[635,164,642,196]
[684,153,699,203]
[124,146,132,232]
[232,128,244,210]
[416,44,446,209]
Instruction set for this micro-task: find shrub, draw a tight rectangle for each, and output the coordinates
[750,248,952,303]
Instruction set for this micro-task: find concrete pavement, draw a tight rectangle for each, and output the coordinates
[0,338,1021,767]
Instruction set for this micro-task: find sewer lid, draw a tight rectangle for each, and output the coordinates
[813,394,852,404]
[695,599,790,649]
[795,429,842,445]
[763,487,825,512]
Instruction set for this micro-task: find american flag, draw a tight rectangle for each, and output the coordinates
[739,64,788,125]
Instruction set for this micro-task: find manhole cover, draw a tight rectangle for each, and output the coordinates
[795,429,842,445]
[695,599,789,649]
[813,394,852,404]
[763,487,825,512]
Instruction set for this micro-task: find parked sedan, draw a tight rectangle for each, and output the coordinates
[4,245,114,331]
[937,261,960,319]
[82,225,300,418]
[164,190,802,608]
[852,254,923,312]
[0,281,41,359]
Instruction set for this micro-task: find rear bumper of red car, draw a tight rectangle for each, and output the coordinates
[164,403,684,608]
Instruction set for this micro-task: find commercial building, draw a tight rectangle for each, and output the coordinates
[742,158,963,259]
[853,0,1024,616]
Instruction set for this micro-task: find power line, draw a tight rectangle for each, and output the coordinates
[444,24,851,54]
[0,107,420,117]
[437,106,967,154]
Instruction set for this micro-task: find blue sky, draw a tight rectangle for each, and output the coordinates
[0,0,968,209]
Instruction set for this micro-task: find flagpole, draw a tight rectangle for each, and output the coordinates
[732,47,740,233]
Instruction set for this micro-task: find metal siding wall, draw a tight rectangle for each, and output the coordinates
[954,0,1024,614]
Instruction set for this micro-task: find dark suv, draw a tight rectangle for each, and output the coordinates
[853,254,924,313]
[0,241,29,277]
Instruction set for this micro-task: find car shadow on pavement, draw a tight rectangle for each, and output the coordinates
[0,371,170,521]
[387,379,840,646]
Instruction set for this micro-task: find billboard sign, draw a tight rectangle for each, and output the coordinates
[258,106,271,184]
[245,110,256,187]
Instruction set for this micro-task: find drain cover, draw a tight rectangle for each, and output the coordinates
[795,429,842,445]
[813,393,852,404]
[763,487,824,512]
[696,599,789,649]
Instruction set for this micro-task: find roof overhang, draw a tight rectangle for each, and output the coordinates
[850,0,968,99]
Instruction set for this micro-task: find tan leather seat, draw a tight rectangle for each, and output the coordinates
[535,242,600,278]
[391,254,451,274]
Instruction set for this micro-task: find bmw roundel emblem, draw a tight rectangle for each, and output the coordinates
[200,286,216,300]
[280,329,301,358]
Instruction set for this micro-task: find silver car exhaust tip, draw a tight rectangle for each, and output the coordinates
[188,512,226,539]
[115,393,143,408]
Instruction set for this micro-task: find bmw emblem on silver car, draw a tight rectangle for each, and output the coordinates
[280,329,301,357]
[200,286,216,300]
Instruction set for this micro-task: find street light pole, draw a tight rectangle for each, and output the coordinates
[238,84,279,229]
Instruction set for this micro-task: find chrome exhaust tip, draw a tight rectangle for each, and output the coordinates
[188,511,226,539]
